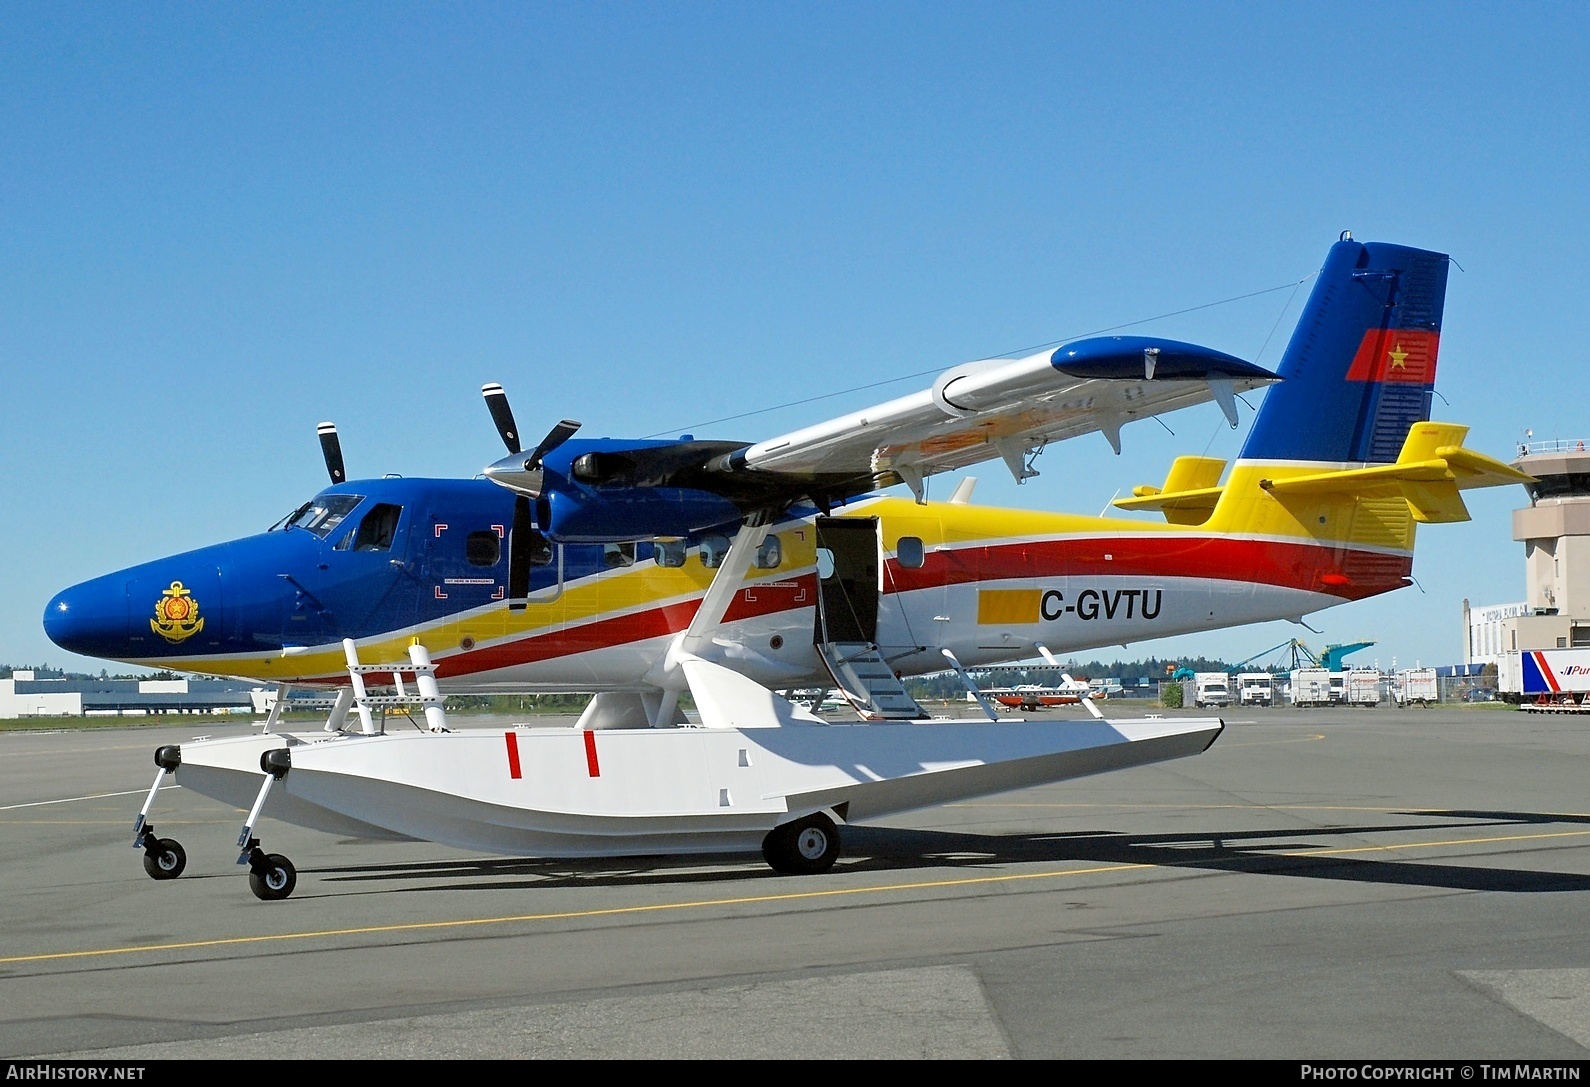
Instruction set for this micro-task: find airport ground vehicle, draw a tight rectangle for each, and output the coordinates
[1344,668,1383,707]
[1236,672,1274,706]
[1396,668,1438,707]
[1194,672,1233,708]
[1290,668,1334,708]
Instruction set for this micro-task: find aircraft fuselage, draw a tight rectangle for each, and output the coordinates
[44,475,1405,692]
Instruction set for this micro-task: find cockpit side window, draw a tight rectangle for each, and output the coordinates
[351,503,403,552]
[283,494,365,539]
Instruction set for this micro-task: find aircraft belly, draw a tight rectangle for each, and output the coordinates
[267,716,1222,859]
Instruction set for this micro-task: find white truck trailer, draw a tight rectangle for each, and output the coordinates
[1290,668,1333,708]
[1396,668,1438,707]
[1499,650,1590,711]
[1344,669,1382,708]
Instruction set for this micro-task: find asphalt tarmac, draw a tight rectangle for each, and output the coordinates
[2,704,1587,1060]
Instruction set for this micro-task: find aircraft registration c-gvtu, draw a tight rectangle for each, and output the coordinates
[45,235,1531,899]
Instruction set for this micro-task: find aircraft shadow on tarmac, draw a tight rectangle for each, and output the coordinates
[305,809,1590,897]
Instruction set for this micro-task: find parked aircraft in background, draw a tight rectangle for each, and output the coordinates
[44,235,1531,899]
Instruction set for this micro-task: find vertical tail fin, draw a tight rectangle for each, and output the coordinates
[1239,236,1449,465]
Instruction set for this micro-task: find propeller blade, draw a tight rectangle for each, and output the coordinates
[482,383,521,455]
[317,422,346,485]
[526,419,582,470]
[507,495,535,610]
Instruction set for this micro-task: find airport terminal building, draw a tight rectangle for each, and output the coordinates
[0,671,267,719]
[1465,440,1590,662]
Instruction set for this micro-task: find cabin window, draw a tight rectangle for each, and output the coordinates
[466,531,501,567]
[699,534,730,569]
[897,536,925,569]
[351,504,403,552]
[755,534,781,569]
[655,538,687,568]
[603,543,636,569]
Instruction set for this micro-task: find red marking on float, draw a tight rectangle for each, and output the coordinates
[505,732,522,779]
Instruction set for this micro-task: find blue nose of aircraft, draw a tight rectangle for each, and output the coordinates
[44,575,129,660]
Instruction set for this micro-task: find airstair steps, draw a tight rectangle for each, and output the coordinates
[817,641,929,720]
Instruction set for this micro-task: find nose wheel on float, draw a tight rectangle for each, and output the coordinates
[139,831,187,879]
[240,839,297,900]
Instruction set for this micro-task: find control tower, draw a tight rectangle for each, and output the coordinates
[1465,440,1590,662]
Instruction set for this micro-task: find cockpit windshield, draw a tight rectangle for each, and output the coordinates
[271,494,365,538]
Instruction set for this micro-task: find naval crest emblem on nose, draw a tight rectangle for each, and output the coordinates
[151,581,205,643]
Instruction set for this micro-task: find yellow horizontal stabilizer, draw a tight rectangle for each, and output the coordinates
[1257,422,1535,524]
[1113,455,1226,525]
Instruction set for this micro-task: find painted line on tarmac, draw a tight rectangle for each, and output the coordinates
[0,862,1160,965]
[0,786,177,811]
[8,825,1590,967]
[955,801,1590,818]
[1272,827,1590,858]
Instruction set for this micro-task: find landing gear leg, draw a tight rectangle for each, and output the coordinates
[135,745,185,881]
[236,747,298,900]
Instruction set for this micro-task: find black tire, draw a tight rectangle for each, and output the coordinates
[762,813,840,875]
[142,838,186,880]
[248,853,297,901]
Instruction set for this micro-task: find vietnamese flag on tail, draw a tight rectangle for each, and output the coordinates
[1346,328,1439,383]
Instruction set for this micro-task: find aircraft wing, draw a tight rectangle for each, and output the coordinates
[726,335,1277,498]
[484,334,1278,540]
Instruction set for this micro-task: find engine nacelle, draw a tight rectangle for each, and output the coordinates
[540,485,743,543]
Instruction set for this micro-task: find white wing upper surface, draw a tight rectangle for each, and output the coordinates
[734,336,1278,489]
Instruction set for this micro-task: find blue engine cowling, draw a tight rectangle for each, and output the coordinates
[539,485,744,542]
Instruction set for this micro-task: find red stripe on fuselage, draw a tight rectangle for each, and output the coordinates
[429,536,1406,680]
[583,729,600,777]
[505,731,522,779]
[431,577,816,681]
[887,535,1410,602]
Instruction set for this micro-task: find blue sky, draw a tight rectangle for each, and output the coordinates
[4,3,1586,675]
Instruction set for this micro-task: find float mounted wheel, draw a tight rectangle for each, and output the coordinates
[248,853,297,901]
[141,838,187,880]
[761,812,840,875]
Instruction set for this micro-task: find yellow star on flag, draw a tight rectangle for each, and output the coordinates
[1387,343,1409,369]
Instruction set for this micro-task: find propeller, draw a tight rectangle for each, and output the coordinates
[317,422,346,485]
[481,384,581,609]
